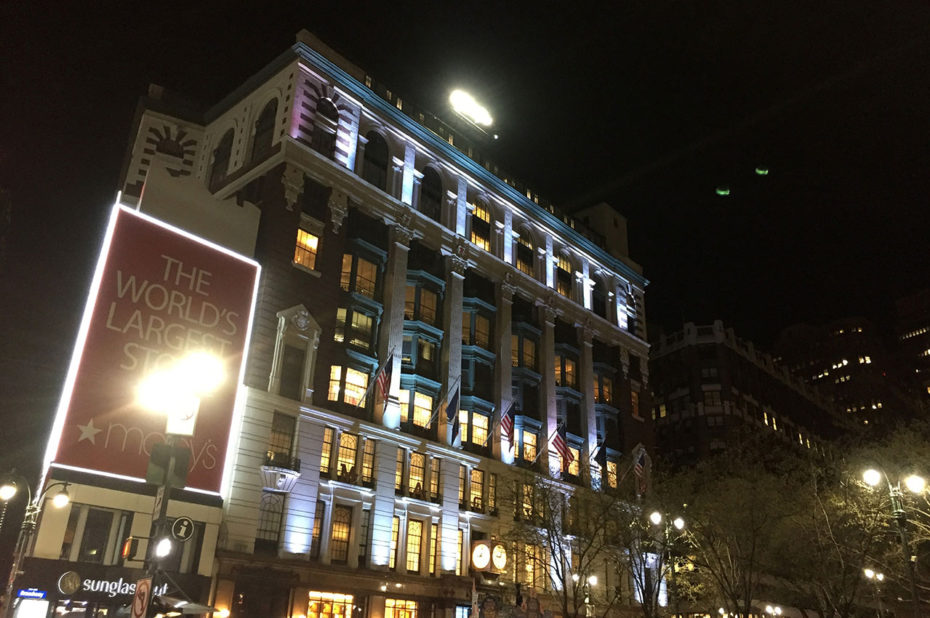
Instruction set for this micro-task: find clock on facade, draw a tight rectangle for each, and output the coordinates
[491,544,507,570]
[471,542,491,570]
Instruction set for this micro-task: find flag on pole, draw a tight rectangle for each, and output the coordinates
[552,425,572,465]
[593,442,607,468]
[500,401,515,447]
[375,359,393,413]
[446,387,460,443]
[633,449,647,493]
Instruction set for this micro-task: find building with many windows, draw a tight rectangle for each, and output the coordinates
[650,321,846,467]
[18,31,652,618]
[894,289,930,407]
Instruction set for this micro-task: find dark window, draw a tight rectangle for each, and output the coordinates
[358,508,371,568]
[251,99,278,163]
[312,98,339,159]
[78,508,114,564]
[209,130,234,191]
[420,168,442,222]
[310,501,325,559]
[255,493,285,553]
[279,345,305,400]
[592,278,607,319]
[268,412,296,460]
[362,131,389,190]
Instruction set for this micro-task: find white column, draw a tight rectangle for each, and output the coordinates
[495,279,515,463]
[280,418,325,557]
[442,253,466,445]
[578,326,598,486]
[378,225,411,428]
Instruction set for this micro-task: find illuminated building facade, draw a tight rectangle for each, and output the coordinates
[650,321,844,466]
[773,318,920,427]
[19,31,651,618]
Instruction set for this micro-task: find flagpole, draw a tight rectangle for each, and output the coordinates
[481,401,508,448]
[531,421,562,465]
[357,345,395,411]
[426,374,461,429]
[617,445,645,487]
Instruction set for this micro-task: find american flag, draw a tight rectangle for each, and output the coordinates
[500,401,515,446]
[377,361,392,400]
[552,426,573,465]
[633,449,647,493]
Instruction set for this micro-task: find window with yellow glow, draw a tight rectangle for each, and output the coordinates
[406,520,423,572]
[456,529,463,575]
[320,427,334,474]
[330,505,352,563]
[306,591,354,618]
[470,202,491,251]
[395,448,405,491]
[344,367,368,406]
[567,447,580,476]
[294,229,319,270]
[429,523,438,575]
[409,452,425,496]
[522,430,537,462]
[385,598,418,618]
[337,433,357,479]
[475,315,490,349]
[470,469,484,510]
[389,516,400,570]
[471,413,489,446]
[607,461,618,488]
[516,236,534,275]
[361,439,376,483]
[412,392,432,427]
[430,458,441,500]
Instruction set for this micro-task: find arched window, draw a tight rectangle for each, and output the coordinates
[361,131,389,190]
[514,230,535,277]
[209,129,234,191]
[312,98,339,159]
[419,167,442,222]
[251,99,278,163]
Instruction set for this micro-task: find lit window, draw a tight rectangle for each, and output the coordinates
[412,392,432,427]
[328,365,369,406]
[522,483,534,518]
[429,523,438,574]
[471,413,489,446]
[341,253,378,298]
[556,255,573,298]
[470,469,484,511]
[456,529,463,576]
[429,458,441,500]
[395,448,405,491]
[470,202,491,251]
[406,520,423,572]
[488,473,497,511]
[458,465,466,504]
[522,430,537,461]
[337,433,358,481]
[409,453,426,497]
[389,516,400,570]
[294,229,319,270]
[475,315,490,349]
[334,308,373,350]
[330,505,352,563]
[320,428,334,475]
[328,366,342,402]
[361,439,376,484]
[607,461,618,488]
[516,236,534,275]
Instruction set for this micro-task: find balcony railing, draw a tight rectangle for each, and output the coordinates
[260,451,302,493]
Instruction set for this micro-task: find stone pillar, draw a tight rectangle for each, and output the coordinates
[354,134,369,176]
[280,417,325,557]
[441,248,467,445]
[539,299,558,471]
[440,459,461,573]
[401,143,416,205]
[454,177,468,237]
[390,156,405,200]
[411,170,424,213]
[377,224,412,427]
[370,440,400,569]
[502,209,514,265]
[494,278,516,463]
[578,325,598,485]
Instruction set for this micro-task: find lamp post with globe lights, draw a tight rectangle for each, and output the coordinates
[2,475,70,618]
[863,568,885,617]
[135,351,224,614]
[633,511,685,618]
[862,467,923,616]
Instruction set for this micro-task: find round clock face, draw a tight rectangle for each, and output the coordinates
[472,543,491,569]
[492,544,507,570]
[58,571,81,595]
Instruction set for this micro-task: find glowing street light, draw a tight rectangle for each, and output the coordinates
[449,89,493,127]
[649,511,663,525]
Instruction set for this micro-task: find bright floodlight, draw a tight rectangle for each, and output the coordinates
[673,516,685,530]
[649,511,662,525]
[449,89,493,127]
[587,575,598,586]
[864,568,875,579]
[904,474,926,494]
[877,573,884,581]
[718,609,725,616]
[0,482,16,501]
[862,469,882,487]
[571,573,580,582]
[138,351,224,416]
[155,537,174,558]
[51,488,70,509]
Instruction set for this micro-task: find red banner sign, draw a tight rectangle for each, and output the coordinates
[48,206,259,492]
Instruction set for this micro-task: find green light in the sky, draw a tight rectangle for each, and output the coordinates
[716,186,731,196]
[755,167,769,176]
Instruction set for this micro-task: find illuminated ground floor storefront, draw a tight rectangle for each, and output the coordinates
[9,558,211,618]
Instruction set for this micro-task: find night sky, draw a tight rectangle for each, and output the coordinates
[2,1,930,484]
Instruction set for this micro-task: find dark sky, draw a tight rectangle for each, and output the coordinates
[2,1,930,479]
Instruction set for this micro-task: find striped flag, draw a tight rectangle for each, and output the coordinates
[375,360,392,412]
[552,426,572,465]
[446,388,460,443]
[500,401,515,446]
[633,449,647,493]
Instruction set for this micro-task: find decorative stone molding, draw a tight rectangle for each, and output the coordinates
[449,254,468,277]
[328,188,349,232]
[390,224,414,248]
[281,164,304,211]
[500,272,517,300]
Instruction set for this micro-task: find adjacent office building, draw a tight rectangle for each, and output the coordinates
[16,31,652,618]
[650,321,845,466]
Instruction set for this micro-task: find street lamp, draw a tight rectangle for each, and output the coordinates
[862,467,924,616]
[3,476,70,618]
[764,605,782,617]
[864,568,885,618]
